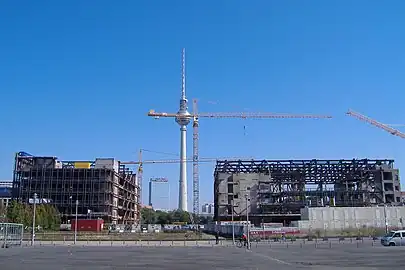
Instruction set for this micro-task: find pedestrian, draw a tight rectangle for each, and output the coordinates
[241,233,247,246]
[215,230,219,245]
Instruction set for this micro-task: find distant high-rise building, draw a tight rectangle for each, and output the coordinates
[208,203,214,214]
[201,204,208,213]
[201,203,214,216]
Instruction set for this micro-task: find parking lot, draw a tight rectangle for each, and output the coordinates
[0,239,404,269]
[250,239,405,269]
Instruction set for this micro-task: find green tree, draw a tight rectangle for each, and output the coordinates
[5,201,61,230]
[155,210,171,225]
[169,210,190,223]
[6,200,26,225]
[140,207,198,225]
[45,204,61,230]
[22,203,32,227]
[0,201,6,222]
[141,207,156,224]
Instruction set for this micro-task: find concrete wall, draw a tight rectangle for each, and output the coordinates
[297,206,405,231]
[215,172,266,218]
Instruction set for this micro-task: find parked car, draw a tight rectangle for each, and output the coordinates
[381,230,405,246]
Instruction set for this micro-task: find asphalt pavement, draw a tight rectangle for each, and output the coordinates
[0,239,404,269]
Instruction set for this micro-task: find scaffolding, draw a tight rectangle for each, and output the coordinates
[214,159,400,222]
[12,152,140,225]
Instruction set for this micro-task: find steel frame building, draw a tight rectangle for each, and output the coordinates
[214,159,401,224]
[12,152,140,225]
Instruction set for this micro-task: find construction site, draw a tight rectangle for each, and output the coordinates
[12,152,140,224]
[213,158,402,226]
[9,49,405,232]
[146,49,405,232]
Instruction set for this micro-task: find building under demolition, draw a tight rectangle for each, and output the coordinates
[12,152,140,224]
[214,159,401,225]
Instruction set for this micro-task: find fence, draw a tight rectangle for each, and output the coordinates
[0,223,24,248]
[23,231,208,242]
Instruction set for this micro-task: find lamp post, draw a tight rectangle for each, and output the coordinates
[231,199,235,245]
[74,200,78,245]
[245,193,250,250]
[31,193,37,246]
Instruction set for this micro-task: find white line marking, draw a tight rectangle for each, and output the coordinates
[246,249,292,265]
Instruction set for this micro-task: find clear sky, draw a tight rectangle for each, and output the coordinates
[1,0,405,210]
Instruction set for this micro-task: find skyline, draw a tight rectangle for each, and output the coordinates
[1,1,405,211]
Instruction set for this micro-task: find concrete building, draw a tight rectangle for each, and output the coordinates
[401,192,405,203]
[12,152,140,224]
[0,181,12,207]
[214,159,401,225]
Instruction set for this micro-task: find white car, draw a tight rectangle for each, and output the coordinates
[381,230,405,246]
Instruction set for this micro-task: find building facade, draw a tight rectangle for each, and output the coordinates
[214,159,401,225]
[0,181,12,207]
[12,152,140,224]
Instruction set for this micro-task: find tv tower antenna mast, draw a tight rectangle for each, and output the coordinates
[175,48,191,211]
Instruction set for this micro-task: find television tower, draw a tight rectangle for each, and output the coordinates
[175,48,191,211]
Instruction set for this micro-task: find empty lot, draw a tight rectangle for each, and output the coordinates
[0,240,404,269]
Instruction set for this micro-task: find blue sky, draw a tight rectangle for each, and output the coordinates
[1,0,405,210]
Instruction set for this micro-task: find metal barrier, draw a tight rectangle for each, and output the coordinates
[0,223,24,248]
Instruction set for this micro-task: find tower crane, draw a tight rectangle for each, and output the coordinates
[346,109,405,139]
[148,102,333,216]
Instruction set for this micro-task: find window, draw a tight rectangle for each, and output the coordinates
[393,232,401,238]
[383,172,393,180]
[227,184,234,194]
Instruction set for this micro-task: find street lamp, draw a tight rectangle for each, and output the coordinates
[245,193,250,250]
[74,200,78,245]
[231,199,235,245]
[31,193,37,246]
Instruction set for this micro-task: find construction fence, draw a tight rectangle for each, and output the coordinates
[0,223,24,248]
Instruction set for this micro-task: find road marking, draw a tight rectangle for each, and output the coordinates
[246,250,292,265]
